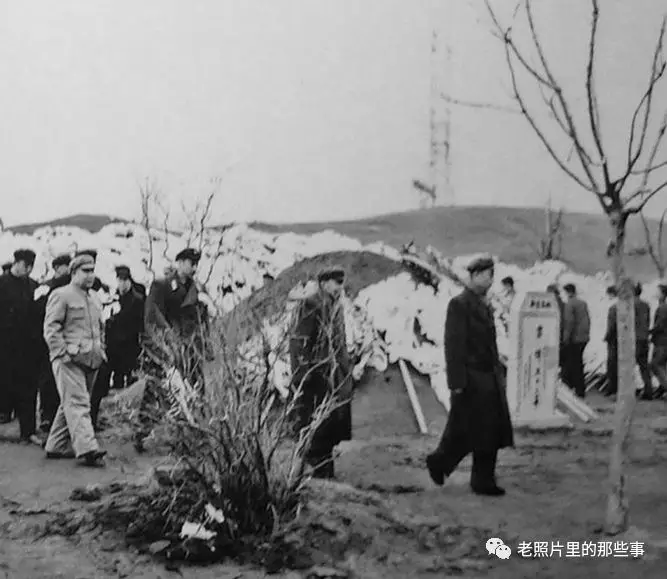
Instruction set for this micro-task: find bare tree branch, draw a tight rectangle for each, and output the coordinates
[625,178,667,214]
[624,16,667,181]
[439,92,521,114]
[585,0,610,187]
[639,209,667,276]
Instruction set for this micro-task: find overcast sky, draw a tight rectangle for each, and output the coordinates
[1,0,666,227]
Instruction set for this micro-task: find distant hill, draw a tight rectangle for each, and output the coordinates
[8,214,129,235]
[9,206,665,280]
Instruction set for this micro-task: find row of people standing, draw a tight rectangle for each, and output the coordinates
[603,282,667,400]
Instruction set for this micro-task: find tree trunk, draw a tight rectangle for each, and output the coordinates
[605,219,637,535]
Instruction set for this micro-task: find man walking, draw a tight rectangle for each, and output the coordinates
[43,254,107,466]
[135,248,210,452]
[289,266,353,479]
[0,249,42,443]
[426,256,514,496]
[650,282,667,398]
[562,283,590,398]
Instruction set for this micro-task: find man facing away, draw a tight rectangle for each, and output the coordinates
[289,266,353,479]
[0,249,43,444]
[135,248,209,452]
[561,283,590,398]
[43,254,107,467]
[604,282,653,399]
[649,282,667,398]
[426,256,514,496]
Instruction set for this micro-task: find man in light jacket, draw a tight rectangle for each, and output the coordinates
[43,254,107,467]
[562,283,590,398]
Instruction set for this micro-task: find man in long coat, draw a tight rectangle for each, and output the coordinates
[134,248,210,452]
[0,249,43,443]
[34,253,72,432]
[43,254,107,466]
[426,256,514,496]
[289,266,353,479]
[650,282,667,398]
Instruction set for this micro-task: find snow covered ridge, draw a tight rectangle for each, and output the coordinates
[1,222,663,394]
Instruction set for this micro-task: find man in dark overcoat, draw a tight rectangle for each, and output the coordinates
[90,266,145,429]
[289,266,353,479]
[134,248,210,452]
[34,253,72,432]
[426,255,514,496]
[0,249,43,444]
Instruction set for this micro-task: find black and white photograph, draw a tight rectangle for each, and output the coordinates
[1,0,667,577]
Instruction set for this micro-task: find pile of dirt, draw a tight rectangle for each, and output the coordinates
[39,476,497,576]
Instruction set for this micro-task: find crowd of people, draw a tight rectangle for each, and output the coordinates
[0,246,209,466]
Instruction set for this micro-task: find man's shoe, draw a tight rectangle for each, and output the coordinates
[46,450,75,459]
[21,434,44,447]
[640,392,653,401]
[78,450,106,467]
[426,454,445,486]
[471,484,506,497]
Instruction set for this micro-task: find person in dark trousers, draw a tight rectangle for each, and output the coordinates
[134,248,209,452]
[90,266,145,429]
[0,249,43,444]
[603,285,618,397]
[561,283,590,398]
[547,283,566,383]
[426,256,514,496]
[650,283,667,398]
[289,266,353,479]
[606,283,653,399]
[34,254,72,432]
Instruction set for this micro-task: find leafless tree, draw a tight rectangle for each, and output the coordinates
[484,0,667,534]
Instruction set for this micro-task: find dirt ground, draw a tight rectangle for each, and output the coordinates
[2,366,667,578]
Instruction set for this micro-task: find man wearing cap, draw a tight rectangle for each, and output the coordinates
[1,262,11,276]
[426,255,514,496]
[561,283,590,398]
[0,249,43,442]
[43,254,107,466]
[135,248,210,452]
[34,254,72,432]
[74,250,109,293]
[289,265,353,479]
[90,265,145,430]
[650,282,667,398]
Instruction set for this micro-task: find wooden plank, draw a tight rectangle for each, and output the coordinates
[556,386,591,422]
[399,359,429,434]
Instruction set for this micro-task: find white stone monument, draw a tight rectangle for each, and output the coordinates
[506,291,572,429]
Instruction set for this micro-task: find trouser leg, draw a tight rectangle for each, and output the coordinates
[45,360,99,457]
[471,450,498,489]
[38,360,60,428]
[572,343,586,397]
[636,341,653,396]
[650,346,667,390]
[8,363,38,439]
[90,363,111,428]
[606,343,618,395]
[431,427,470,477]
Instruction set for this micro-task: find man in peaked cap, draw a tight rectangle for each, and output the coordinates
[1,262,11,275]
[0,249,43,443]
[426,254,514,496]
[43,253,107,466]
[289,265,352,479]
[135,247,209,452]
[561,283,590,399]
[74,250,109,292]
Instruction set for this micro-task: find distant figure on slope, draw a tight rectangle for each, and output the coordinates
[134,248,210,453]
[43,254,107,466]
[649,282,667,399]
[604,282,653,399]
[0,249,43,443]
[561,283,590,399]
[426,255,514,496]
[289,266,353,479]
